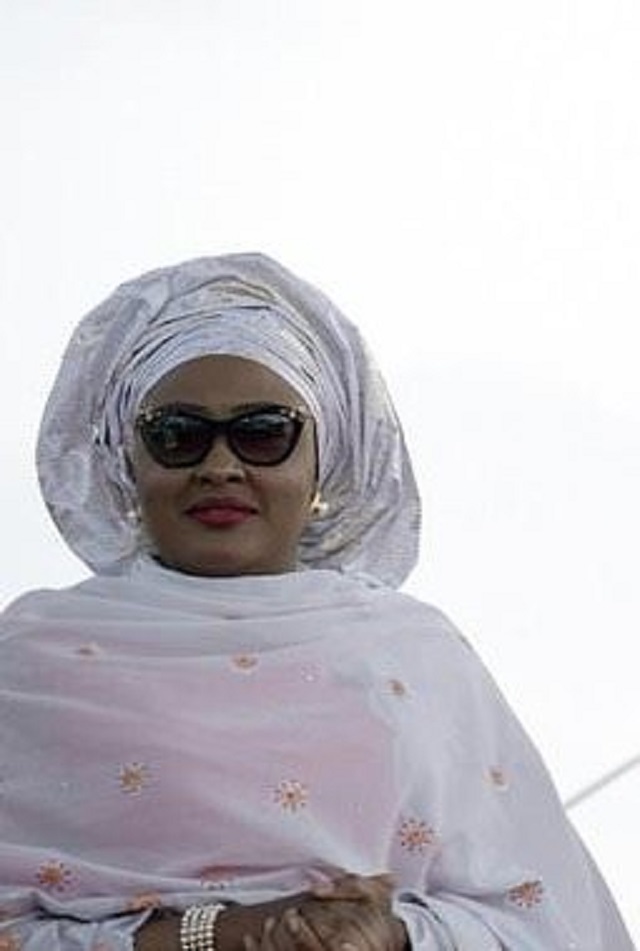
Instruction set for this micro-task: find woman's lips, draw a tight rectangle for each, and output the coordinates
[187,500,257,528]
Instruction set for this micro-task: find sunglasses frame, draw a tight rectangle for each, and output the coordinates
[135,402,310,469]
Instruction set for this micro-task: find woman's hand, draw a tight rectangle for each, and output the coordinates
[134,910,181,951]
[243,874,407,951]
[134,874,407,951]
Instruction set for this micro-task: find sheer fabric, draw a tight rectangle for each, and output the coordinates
[0,560,632,949]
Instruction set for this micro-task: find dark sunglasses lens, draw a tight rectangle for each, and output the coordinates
[230,412,300,464]
[142,413,213,467]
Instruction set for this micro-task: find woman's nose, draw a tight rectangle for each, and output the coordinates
[192,436,246,481]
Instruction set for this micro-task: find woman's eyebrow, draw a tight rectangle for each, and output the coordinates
[148,400,290,415]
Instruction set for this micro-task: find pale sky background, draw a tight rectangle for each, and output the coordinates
[1,0,639,940]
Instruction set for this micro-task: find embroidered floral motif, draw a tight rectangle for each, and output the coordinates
[231,654,258,671]
[388,678,408,697]
[488,766,509,790]
[126,892,163,912]
[35,860,73,892]
[118,762,151,795]
[398,818,436,853]
[507,880,544,908]
[273,779,309,811]
[0,933,21,951]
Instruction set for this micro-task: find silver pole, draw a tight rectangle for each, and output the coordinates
[565,753,640,810]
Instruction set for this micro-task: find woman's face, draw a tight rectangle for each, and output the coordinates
[130,355,318,576]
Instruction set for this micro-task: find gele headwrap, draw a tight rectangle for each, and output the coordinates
[36,253,421,586]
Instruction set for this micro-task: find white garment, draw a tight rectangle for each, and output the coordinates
[0,560,633,949]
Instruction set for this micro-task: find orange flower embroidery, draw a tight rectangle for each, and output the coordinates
[273,779,309,812]
[508,880,544,908]
[388,679,408,697]
[118,762,150,794]
[0,934,21,951]
[399,818,436,853]
[35,860,73,892]
[126,892,163,912]
[231,654,258,671]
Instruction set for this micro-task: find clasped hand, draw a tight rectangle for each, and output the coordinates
[243,873,406,951]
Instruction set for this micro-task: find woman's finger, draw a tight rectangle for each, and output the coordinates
[261,915,296,951]
[299,898,394,951]
[254,908,326,951]
[282,907,328,951]
[311,873,394,906]
[243,916,279,951]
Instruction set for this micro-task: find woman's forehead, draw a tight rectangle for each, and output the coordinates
[142,354,311,412]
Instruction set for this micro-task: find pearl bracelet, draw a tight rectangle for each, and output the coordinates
[180,903,226,951]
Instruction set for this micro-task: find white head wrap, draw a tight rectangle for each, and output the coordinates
[36,253,421,586]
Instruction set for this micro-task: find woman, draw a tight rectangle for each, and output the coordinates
[0,253,632,951]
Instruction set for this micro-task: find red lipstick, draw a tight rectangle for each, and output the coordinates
[187,498,257,528]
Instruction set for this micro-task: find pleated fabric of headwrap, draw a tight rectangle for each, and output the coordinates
[36,253,421,587]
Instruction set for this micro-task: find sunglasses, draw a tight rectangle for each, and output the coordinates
[135,403,309,468]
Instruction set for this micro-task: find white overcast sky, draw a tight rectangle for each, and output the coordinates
[1,1,638,939]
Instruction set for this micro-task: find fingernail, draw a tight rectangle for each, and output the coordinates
[286,911,300,933]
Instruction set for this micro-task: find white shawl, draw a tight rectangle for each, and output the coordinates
[0,560,632,949]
